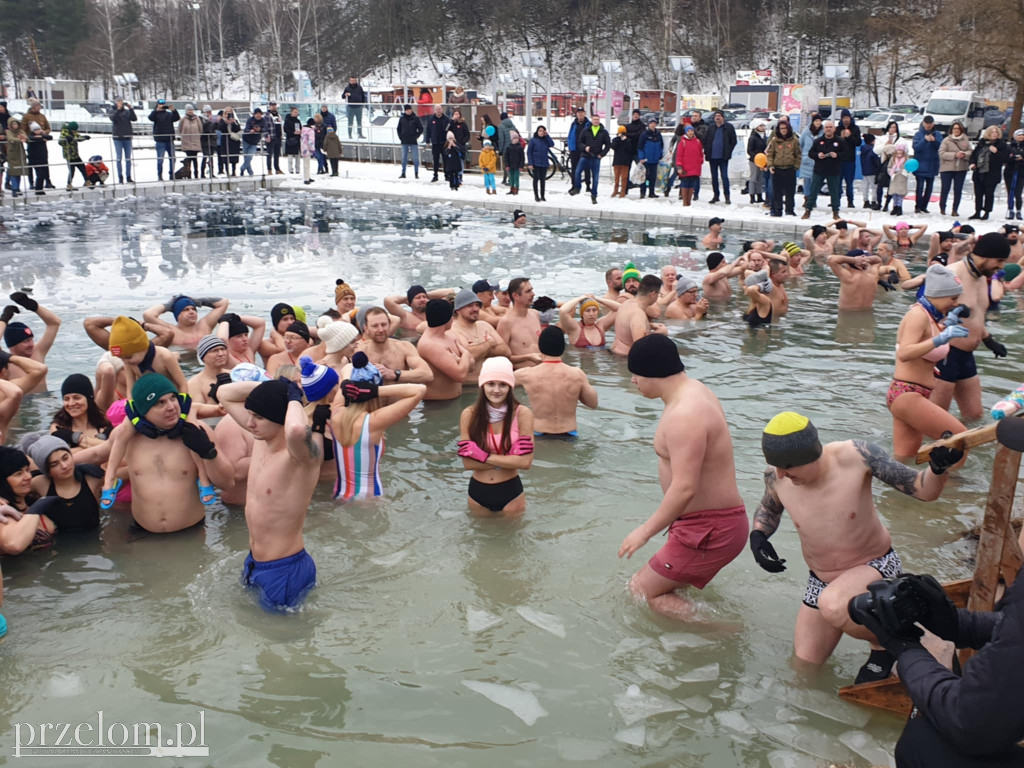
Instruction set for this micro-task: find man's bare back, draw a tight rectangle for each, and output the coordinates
[515,361,596,434]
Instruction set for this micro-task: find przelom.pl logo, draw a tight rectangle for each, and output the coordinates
[12,710,207,758]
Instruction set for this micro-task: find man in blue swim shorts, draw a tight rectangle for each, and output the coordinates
[514,326,597,438]
[217,378,325,612]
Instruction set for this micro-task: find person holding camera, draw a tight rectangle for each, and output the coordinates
[750,411,962,684]
[148,99,180,181]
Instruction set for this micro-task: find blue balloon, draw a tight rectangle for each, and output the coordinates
[905,158,919,173]
[485,125,495,136]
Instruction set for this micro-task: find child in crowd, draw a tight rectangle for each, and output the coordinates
[85,155,109,187]
[442,132,462,190]
[58,121,89,191]
[479,139,497,195]
[860,133,881,209]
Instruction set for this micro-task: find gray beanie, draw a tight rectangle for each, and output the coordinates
[454,288,482,311]
[744,269,772,294]
[924,264,963,298]
[675,277,698,295]
[185,103,195,111]
[27,435,71,476]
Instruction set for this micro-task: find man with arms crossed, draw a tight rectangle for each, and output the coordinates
[750,411,961,682]
[611,275,667,355]
[618,334,748,620]
[358,307,433,384]
[451,289,510,383]
[417,299,471,400]
[497,277,543,368]
[515,326,597,437]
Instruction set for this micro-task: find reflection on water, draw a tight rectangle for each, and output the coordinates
[1,192,1021,767]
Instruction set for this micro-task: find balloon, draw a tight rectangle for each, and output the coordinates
[905,158,919,173]
[485,125,495,137]
[754,152,768,169]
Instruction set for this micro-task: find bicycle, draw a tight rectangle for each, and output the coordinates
[543,141,572,181]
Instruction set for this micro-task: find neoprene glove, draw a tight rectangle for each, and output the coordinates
[285,380,304,403]
[749,530,787,573]
[983,335,1007,358]
[194,297,222,308]
[311,404,331,434]
[9,291,38,312]
[847,590,924,658]
[943,304,970,326]
[905,574,960,642]
[181,422,217,460]
[509,436,534,456]
[928,445,964,475]
[877,279,897,292]
[457,440,489,463]
[0,305,18,324]
[342,379,378,406]
[933,325,970,347]
[887,270,900,286]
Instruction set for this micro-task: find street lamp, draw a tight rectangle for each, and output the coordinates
[668,56,695,127]
[600,60,622,131]
[435,61,456,108]
[823,63,850,119]
[189,2,202,100]
[521,51,545,134]
[497,73,514,115]
[581,75,598,116]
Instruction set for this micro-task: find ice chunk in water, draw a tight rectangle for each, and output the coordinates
[767,751,820,768]
[613,725,646,747]
[556,738,611,761]
[460,680,548,725]
[676,662,719,682]
[515,606,566,638]
[659,632,713,651]
[784,686,871,728]
[46,672,85,698]
[612,637,650,657]
[762,724,855,763]
[714,710,757,737]
[466,607,503,633]
[840,729,897,768]
[681,695,712,714]
[614,687,688,725]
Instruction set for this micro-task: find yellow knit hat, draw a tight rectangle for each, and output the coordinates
[762,411,822,468]
[108,316,150,358]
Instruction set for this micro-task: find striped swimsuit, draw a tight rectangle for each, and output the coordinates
[332,415,384,501]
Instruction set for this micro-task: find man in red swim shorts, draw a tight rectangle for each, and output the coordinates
[617,334,748,620]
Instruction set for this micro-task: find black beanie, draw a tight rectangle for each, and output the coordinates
[425,298,453,328]
[973,232,1011,261]
[61,373,95,400]
[627,334,685,378]
[284,321,310,342]
[706,252,725,270]
[407,284,427,304]
[244,379,288,425]
[0,445,28,502]
[538,325,565,357]
[226,318,248,338]
[270,302,294,329]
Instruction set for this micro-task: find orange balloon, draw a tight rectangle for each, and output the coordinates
[754,152,768,169]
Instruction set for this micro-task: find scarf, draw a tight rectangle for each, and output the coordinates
[486,403,507,423]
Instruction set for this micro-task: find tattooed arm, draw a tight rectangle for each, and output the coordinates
[285,401,321,463]
[753,467,786,536]
[853,440,948,501]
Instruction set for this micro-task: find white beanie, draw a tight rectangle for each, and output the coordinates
[319,321,359,353]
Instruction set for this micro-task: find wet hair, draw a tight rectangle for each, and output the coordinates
[468,385,520,456]
[638,275,663,297]
[507,276,530,296]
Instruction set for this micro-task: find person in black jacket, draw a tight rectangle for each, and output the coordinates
[449,109,470,184]
[341,76,367,138]
[802,120,847,219]
[746,122,768,204]
[283,106,302,174]
[148,99,180,180]
[970,126,1009,219]
[266,101,284,174]
[199,105,218,179]
[837,109,862,208]
[110,96,136,184]
[569,114,610,203]
[397,104,424,179]
[702,111,737,204]
[425,105,452,183]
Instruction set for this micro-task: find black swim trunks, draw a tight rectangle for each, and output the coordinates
[935,346,977,383]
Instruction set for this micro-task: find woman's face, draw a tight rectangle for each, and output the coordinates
[47,449,75,481]
[951,124,963,137]
[930,295,961,312]
[888,124,898,135]
[63,393,88,419]
[811,119,822,131]
[538,127,546,136]
[5,465,32,498]
[483,381,509,405]
[581,306,599,325]
[452,110,462,122]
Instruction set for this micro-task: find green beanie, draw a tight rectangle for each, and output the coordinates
[131,373,177,417]
[292,305,307,323]
[622,262,641,287]
[67,121,78,130]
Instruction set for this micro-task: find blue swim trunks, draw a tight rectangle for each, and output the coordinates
[241,549,316,612]
[534,430,578,438]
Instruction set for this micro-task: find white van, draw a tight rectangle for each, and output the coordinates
[922,90,987,137]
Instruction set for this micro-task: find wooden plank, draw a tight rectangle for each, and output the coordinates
[942,578,973,608]
[1000,521,1024,588]
[838,678,913,716]
[915,421,1002,465]
[968,446,1020,613]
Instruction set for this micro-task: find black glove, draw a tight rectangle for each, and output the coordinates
[342,379,378,406]
[905,574,960,642]
[9,291,37,312]
[207,373,231,404]
[983,335,1007,358]
[311,404,331,434]
[180,421,217,460]
[848,587,925,658]
[0,305,18,324]
[52,428,82,447]
[877,279,897,292]
[285,379,304,403]
[749,530,787,573]
[219,312,241,324]
[887,270,900,286]
[194,296,222,308]
[928,444,963,475]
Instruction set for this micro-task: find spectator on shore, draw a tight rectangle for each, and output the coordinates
[876,120,902,211]
[179,104,203,179]
[765,119,801,217]
[688,110,710,200]
[969,125,1008,220]
[527,125,554,202]
[802,119,847,219]
[148,99,179,181]
[702,110,737,204]
[342,76,367,139]
[637,118,663,199]
[266,101,283,174]
[426,105,451,183]
[571,113,610,204]
[1003,128,1024,220]
[301,118,316,185]
[938,121,971,217]
[663,120,686,198]
[626,108,644,159]
[450,109,470,184]
[860,133,881,209]
[240,107,266,177]
[912,116,942,214]
[497,112,518,187]
[324,127,342,176]
[5,117,26,197]
[504,130,525,196]
[219,107,242,177]
[23,99,51,189]
[312,113,327,174]
[567,108,592,194]
[319,104,337,133]
[837,109,862,208]
[449,86,469,108]
[417,87,434,131]
[200,105,218,178]
[58,121,88,191]
[798,113,822,195]
[110,97,136,184]
[746,120,768,204]
[397,103,423,179]
[25,119,52,195]
[85,155,108,186]
[284,106,302,174]
[611,126,633,198]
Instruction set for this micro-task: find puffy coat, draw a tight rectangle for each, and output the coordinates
[318,109,337,131]
[939,134,973,173]
[58,126,86,163]
[886,155,910,196]
[110,105,136,139]
[23,109,50,134]
[675,134,704,176]
[478,147,497,173]
[450,119,470,148]
[578,124,610,157]
[912,126,944,177]
[498,117,518,154]
[626,118,644,156]
[860,143,882,177]
[397,112,423,144]
[200,117,218,154]
[799,126,822,182]
[426,113,451,146]
[567,117,591,152]
[5,129,25,175]
[610,134,634,166]
[300,126,316,157]
[746,129,768,162]
[702,119,737,161]
[526,132,554,167]
[504,140,526,170]
[323,131,342,159]
[178,113,203,151]
[765,129,801,170]
[836,113,862,162]
[637,129,663,164]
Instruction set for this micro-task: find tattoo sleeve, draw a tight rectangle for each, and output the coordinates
[853,440,921,496]
[752,467,785,536]
[303,427,321,461]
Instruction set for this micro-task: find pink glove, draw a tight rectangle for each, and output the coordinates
[510,436,534,456]
[457,440,490,463]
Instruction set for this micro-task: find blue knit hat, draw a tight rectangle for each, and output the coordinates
[299,355,339,402]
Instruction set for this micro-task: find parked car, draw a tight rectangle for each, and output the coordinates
[983,106,1008,130]
[859,111,909,134]
[721,102,746,110]
[888,104,922,115]
[920,90,987,136]
[852,108,877,121]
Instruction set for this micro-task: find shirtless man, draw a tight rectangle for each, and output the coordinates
[766,259,791,317]
[931,232,1010,421]
[750,411,961,681]
[620,264,642,299]
[265,321,312,375]
[664,277,709,320]
[217,313,266,370]
[826,219,865,253]
[473,279,507,326]
[187,335,230,419]
[702,252,747,301]
[514,326,596,436]
[357,306,432,383]
[257,303,298,360]
[803,224,836,260]
[827,249,885,310]
[1002,223,1024,263]
[217,378,323,612]
[877,242,912,287]
[603,267,624,304]
[702,217,725,249]
[496,277,543,369]
[417,299,471,400]
[659,265,679,298]
[450,289,510,384]
[0,291,61,393]
[618,334,748,620]
[926,230,973,265]
[611,275,668,355]
[213,412,253,506]
[384,284,455,333]
[782,242,813,276]
[850,224,883,252]
[143,294,228,348]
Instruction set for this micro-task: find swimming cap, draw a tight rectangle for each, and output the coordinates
[319,320,359,353]
[924,264,963,298]
[244,379,288,425]
[538,325,565,357]
[335,279,356,303]
[406,284,427,304]
[171,296,196,320]
[894,221,909,231]
[230,363,271,383]
[675,277,698,295]
[479,356,515,387]
[580,297,600,315]
[426,298,453,328]
[973,232,1011,261]
[108,316,149,358]
[284,321,310,342]
[3,321,32,348]
[27,435,71,477]
[196,334,226,361]
[270,302,295,329]
[299,355,339,402]
[350,351,383,385]
[622,263,641,286]
[762,412,822,468]
[627,334,685,378]
[454,288,481,311]
[131,373,177,417]
[706,252,725,270]
[61,373,94,400]
[782,242,801,256]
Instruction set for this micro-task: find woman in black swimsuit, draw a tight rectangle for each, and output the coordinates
[27,435,103,535]
[742,269,773,327]
[0,446,46,554]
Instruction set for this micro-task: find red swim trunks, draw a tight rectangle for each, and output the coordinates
[647,506,749,587]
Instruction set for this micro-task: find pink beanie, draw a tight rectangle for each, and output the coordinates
[479,356,515,388]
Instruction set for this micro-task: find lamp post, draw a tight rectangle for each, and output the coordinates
[581,75,598,117]
[521,51,545,134]
[823,63,850,119]
[668,56,694,127]
[600,60,622,132]
[435,61,456,110]
[497,73,514,114]
[190,2,202,100]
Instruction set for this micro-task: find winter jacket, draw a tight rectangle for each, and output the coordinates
[809,133,847,176]
[702,120,737,162]
[426,113,451,146]
[689,118,709,144]
[342,83,367,105]
[397,112,423,145]
[799,126,822,182]
[110,105,137,139]
[243,115,268,146]
[939,134,972,173]
[266,109,283,141]
[219,116,242,154]
[1005,140,1024,178]
[578,123,611,158]
[417,90,434,117]
[283,114,302,154]
[886,155,910,196]
[25,132,50,165]
[526,132,554,167]
[765,129,801,170]
[498,117,517,154]
[611,134,634,166]
[478,146,497,173]
[860,143,882,177]
[442,144,462,177]
[450,119,470,148]
[313,123,325,151]
[836,113,862,162]
[200,118,218,155]
[746,129,768,162]
[566,117,591,152]
[85,160,108,178]
[971,137,1008,177]
[58,126,87,163]
[318,109,337,131]
[637,129,664,164]
[5,130,25,175]
[178,113,203,151]
[504,140,525,170]
[300,126,316,157]
[148,106,180,141]
[912,126,944,177]
[323,131,342,159]
[626,118,644,156]
[675,134,704,177]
